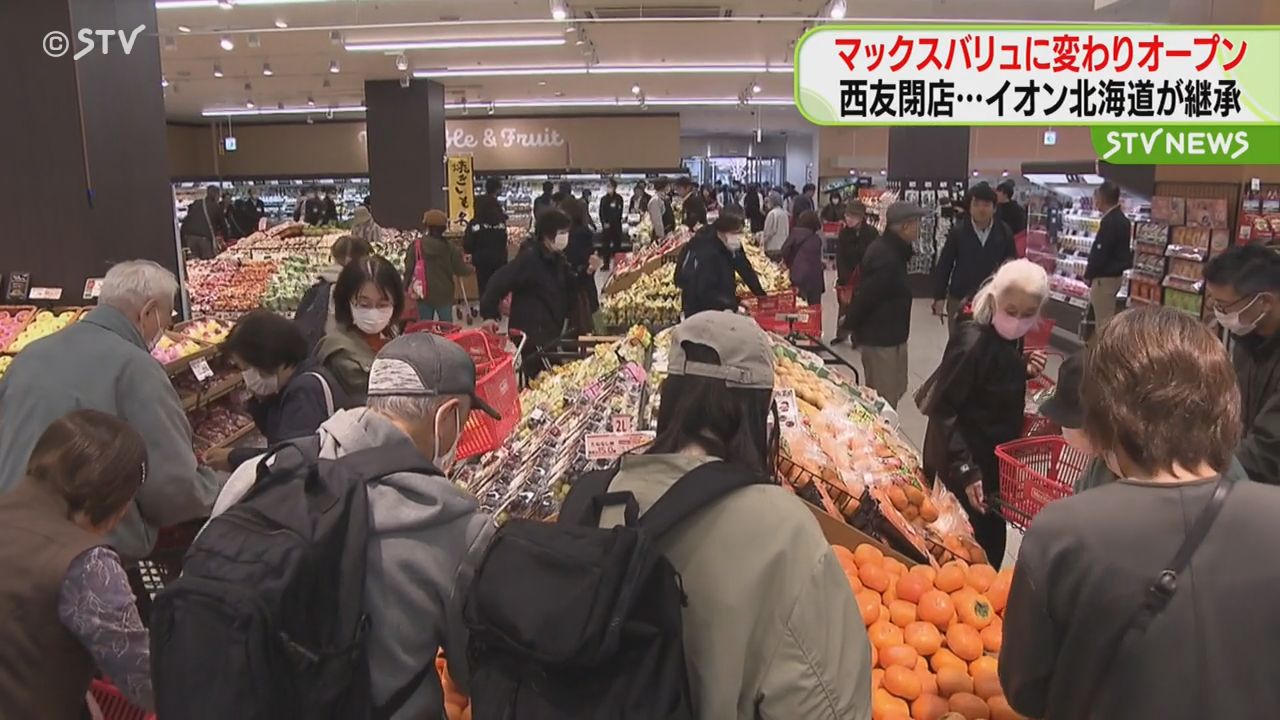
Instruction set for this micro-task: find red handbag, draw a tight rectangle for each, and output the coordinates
[409,238,429,300]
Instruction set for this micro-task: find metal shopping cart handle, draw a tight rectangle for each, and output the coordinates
[505,329,528,369]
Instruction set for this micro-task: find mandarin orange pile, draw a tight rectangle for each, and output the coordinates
[833,543,1023,720]
[438,654,472,720]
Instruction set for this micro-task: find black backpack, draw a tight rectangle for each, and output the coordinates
[295,279,333,352]
[463,460,762,719]
[150,439,438,720]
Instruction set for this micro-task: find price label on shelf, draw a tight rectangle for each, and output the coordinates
[774,388,800,431]
[584,431,655,461]
[623,362,648,384]
[190,358,214,382]
[610,414,635,433]
[29,287,63,300]
[82,278,103,299]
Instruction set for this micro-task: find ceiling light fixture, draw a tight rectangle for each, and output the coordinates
[825,0,847,19]
[307,95,316,107]
[177,24,191,32]
[277,101,285,110]
[274,18,288,28]
[322,78,331,88]
[344,37,565,51]
[395,53,409,71]
[219,35,234,50]
[537,80,547,86]
[243,81,252,91]
[631,83,641,94]
[218,0,234,8]
[330,30,343,45]
[245,98,255,108]
[212,62,224,77]
[328,59,340,73]
[414,64,790,79]
[161,75,170,88]
[752,83,762,94]
[202,104,366,117]
[488,103,495,115]
[549,0,568,21]
[262,62,273,76]
[415,66,585,78]
[247,33,260,48]
[587,64,783,74]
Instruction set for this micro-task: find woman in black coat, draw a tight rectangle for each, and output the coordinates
[560,198,602,334]
[674,211,767,317]
[918,259,1049,566]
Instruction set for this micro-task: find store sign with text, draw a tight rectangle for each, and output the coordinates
[444,115,680,171]
[794,26,1280,163]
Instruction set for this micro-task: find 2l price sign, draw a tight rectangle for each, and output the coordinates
[584,431,655,461]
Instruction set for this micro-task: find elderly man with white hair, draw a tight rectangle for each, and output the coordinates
[0,260,221,561]
[761,191,790,260]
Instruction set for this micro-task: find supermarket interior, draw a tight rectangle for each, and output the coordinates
[3,1,1280,720]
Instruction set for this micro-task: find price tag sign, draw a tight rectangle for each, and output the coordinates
[190,357,214,382]
[29,286,63,300]
[610,414,635,433]
[774,388,800,431]
[584,431,655,461]
[623,362,648,384]
[530,408,547,422]
[82,278,103,300]
[583,381,605,401]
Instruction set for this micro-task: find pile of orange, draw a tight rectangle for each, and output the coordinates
[833,543,1022,720]
[438,653,472,720]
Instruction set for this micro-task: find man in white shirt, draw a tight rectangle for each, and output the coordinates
[762,191,790,260]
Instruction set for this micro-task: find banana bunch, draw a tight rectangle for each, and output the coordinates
[600,264,682,328]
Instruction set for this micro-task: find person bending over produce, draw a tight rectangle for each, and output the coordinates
[918,259,1050,566]
[1000,306,1280,720]
[674,210,766,317]
[0,410,153,719]
[294,234,373,351]
[317,255,404,406]
[205,310,347,472]
[0,260,221,561]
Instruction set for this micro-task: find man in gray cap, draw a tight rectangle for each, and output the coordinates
[838,201,927,408]
[212,333,497,720]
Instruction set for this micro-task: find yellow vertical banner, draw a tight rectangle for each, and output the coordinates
[447,155,475,226]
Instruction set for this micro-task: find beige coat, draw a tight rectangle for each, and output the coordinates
[601,454,872,720]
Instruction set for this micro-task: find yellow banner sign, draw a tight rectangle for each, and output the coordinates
[447,155,475,225]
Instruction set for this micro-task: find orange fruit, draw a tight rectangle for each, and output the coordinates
[966,564,998,593]
[988,694,1027,720]
[916,668,938,696]
[956,593,996,630]
[935,666,974,697]
[881,581,898,605]
[872,688,909,719]
[946,623,984,662]
[949,692,991,719]
[911,694,950,720]
[856,590,883,626]
[888,600,917,628]
[860,563,891,593]
[981,621,1004,654]
[917,590,956,630]
[970,655,999,678]
[872,668,884,691]
[909,564,937,584]
[868,621,905,651]
[973,669,1003,700]
[895,572,932,604]
[883,557,908,577]
[832,544,857,572]
[935,561,968,592]
[930,647,968,674]
[905,621,943,656]
[887,484,910,511]
[988,570,1013,614]
[846,570,864,594]
[883,665,922,701]
[880,644,919,670]
[872,643,878,668]
[854,543,885,567]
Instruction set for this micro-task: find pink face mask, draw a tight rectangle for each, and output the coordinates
[993,310,1038,340]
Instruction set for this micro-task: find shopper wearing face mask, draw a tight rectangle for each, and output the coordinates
[202,311,347,473]
[317,255,405,406]
[674,210,767,318]
[1205,244,1280,483]
[918,259,1050,566]
[210,333,498,720]
[480,209,575,379]
[0,260,220,562]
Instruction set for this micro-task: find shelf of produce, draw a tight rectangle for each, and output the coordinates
[180,372,244,412]
[199,421,258,451]
[158,335,219,377]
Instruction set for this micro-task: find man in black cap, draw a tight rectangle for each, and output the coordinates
[1037,352,1113,493]
[932,182,1018,335]
[211,332,498,719]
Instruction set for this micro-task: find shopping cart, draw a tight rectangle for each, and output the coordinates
[448,329,525,460]
[124,519,203,626]
[89,679,154,720]
[405,320,462,335]
[994,435,1089,530]
[1023,317,1057,350]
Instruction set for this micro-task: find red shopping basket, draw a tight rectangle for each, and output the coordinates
[1023,373,1060,437]
[740,289,798,314]
[406,320,462,336]
[1024,317,1056,350]
[447,329,524,460]
[89,679,154,720]
[995,435,1088,530]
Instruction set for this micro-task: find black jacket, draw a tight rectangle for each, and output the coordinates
[997,200,1028,236]
[464,218,510,268]
[1085,207,1133,280]
[933,218,1018,301]
[675,225,766,317]
[227,360,347,468]
[179,197,228,240]
[628,191,651,215]
[566,226,600,312]
[1232,331,1280,483]
[744,191,764,232]
[843,231,913,347]
[533,193,555,218]
[600,192,624,231]
[836,224,879,287]
[791,194,816,218]
[480,241,569,348]
[918,320,1026,496]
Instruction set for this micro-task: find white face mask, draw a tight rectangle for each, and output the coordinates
[1214,294,1267,336]
[432,403,462,474]
[145,305,166,351]
[552,231,570,252]
[351,305,393,334]
[242,367,280,397]
[723,233,744,251]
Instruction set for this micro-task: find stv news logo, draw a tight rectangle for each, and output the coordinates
[43,25,147,61]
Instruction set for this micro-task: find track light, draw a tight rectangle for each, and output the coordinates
[217,0,234,8]
[247,33,260,49]
[277,101,285,110]
[549,0,568,21]
[262,63,273,76]
[213,62,224,78]
[825,0,846,19]
[161,75,169,88]
[307,95,316,107]
[274,19,288,28]
[488,103,496,115]
[245,98,255,109]
[322,79,331,88]
[752,83,762,94]
[400,74,411,88]
[177,25,191,33]
[395,53,409,72]
[329,31,343,45]
[631,84,641,95]
[219,36,234,51]
[329,59,340,74]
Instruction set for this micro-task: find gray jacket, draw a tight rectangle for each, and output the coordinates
[213,408,494,719]
[603,454,872,720]
[0,306,222,560]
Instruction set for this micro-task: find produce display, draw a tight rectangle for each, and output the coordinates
[178,318,232,345]
[190,402,255,449]
[836,543,1020,720]
[4,309,82,353]
[0,355,10,379]
[0,307,35,352]
[186,258,280,316]
[262,256,326,312]
[151,334,207,365]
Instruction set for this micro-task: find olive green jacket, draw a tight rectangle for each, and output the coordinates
[316,325,378,406]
